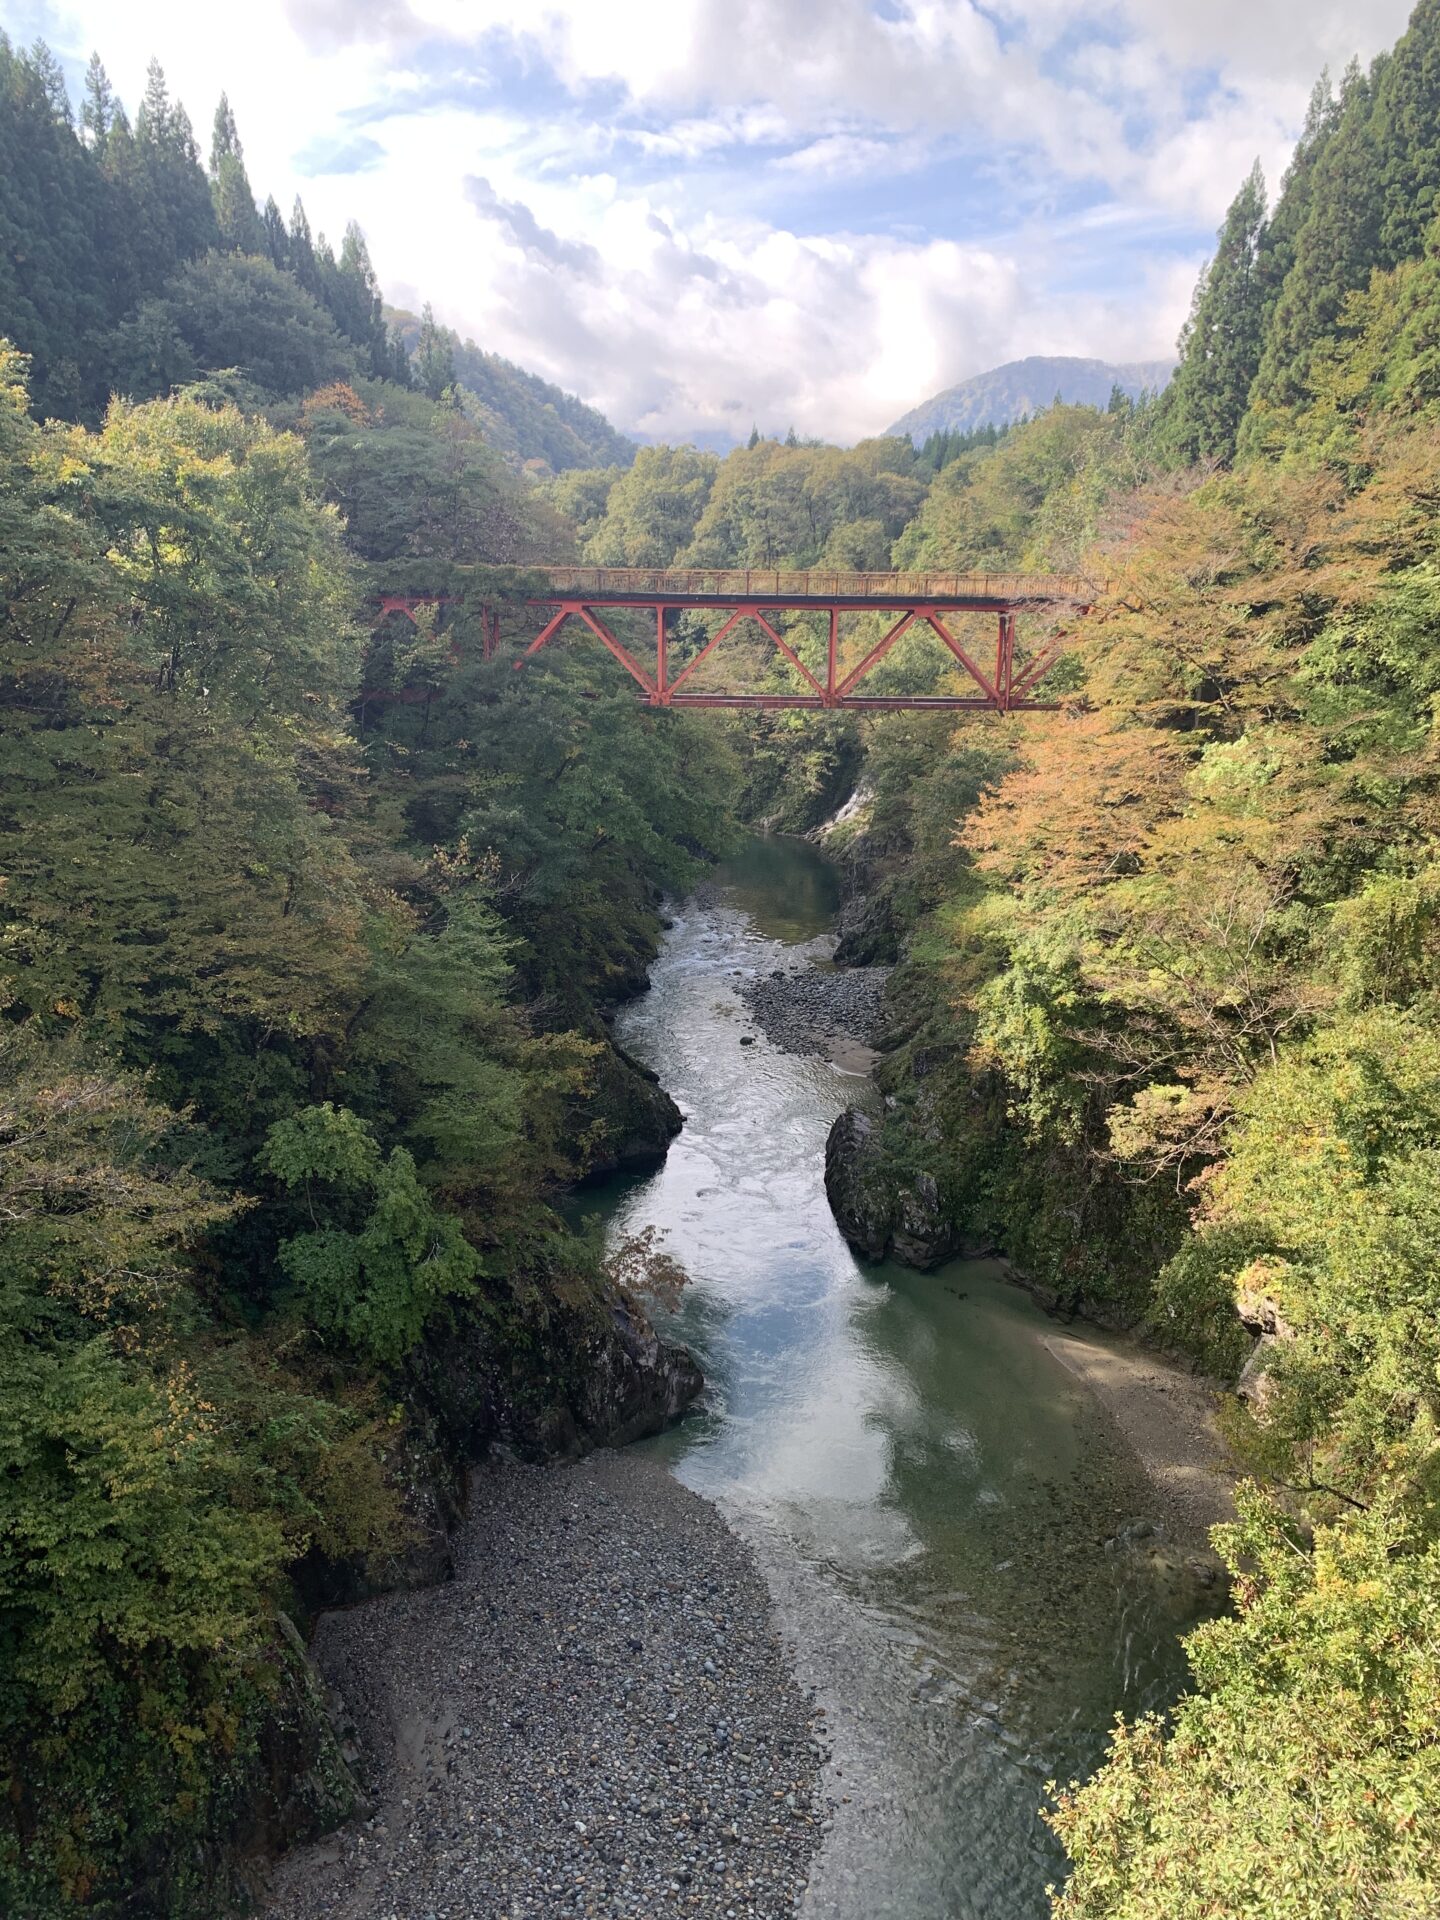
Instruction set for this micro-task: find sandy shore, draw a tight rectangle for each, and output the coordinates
[264,1455,826,1920]
[1040,1324,1236,1549]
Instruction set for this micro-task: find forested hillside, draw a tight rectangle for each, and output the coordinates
[7,1,1440,1914]
[0,40,628,471]
[387,307,636,472]
[0,38,729,1916]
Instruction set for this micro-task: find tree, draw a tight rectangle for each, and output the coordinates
[0,36,110,414]
[1159,161,1268,463]
[414,300,455,401]
[27,39,70,125]
[130,58,218,291]
[1051,1493,1440,1920]
[288,193,321,297]
[79,52,114,147]
[208,92,262,254]
[323,220,393,377]
[582,443,718,564]
[259,1105,481,1364]
[260,192,288,268]
[112,251,357,399]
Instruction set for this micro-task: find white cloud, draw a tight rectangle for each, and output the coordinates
[20,0,1420,445]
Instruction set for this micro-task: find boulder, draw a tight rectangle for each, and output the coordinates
[890,1170,962,1269]
[824,1109,894,1260]
[581,1040,684,1177]
[824,1108,967,1270]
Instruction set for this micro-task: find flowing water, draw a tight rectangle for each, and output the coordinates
[575,836,1213,1919]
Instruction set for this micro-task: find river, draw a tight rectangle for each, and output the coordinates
[575,834,1215,1920]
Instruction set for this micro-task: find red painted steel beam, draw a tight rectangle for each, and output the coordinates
[664,606,749,696]
[750,609,827,699]
[574,605,658,696]
[835,610,920,697]
[1010,635,1068,700]
[513,605,573,666]
[662,693,1062,710]
[925,611,999,704]
[524,594,1061,616]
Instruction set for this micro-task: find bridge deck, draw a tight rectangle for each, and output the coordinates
[527,565,1095,611]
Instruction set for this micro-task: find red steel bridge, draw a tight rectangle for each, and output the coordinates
[374,565,1096,712]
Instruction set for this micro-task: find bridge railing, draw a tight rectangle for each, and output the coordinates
[531,566,1097,604]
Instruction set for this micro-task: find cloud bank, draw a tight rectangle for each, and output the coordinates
[28,0,1415,442]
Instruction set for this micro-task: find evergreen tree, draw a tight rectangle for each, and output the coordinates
[1255,73,1341,320]
[130,59,217,287]
[1374,0,1440,261]
[260,193,288,269]
[208,93,262,253]
[208,91,239,173]
[325,221,393,377]
[747,423,760,449]
[288,194,321,297]
[1245,63,1384,433]
[135,55,170,143]
[0,35,109,415]
[1159,161,1268,463]
[415,301,455,401]
[79,52,115,148]
[28,39,71,125]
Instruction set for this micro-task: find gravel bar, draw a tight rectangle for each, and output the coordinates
[737,963,887,1059]
[264,1454,828,1920]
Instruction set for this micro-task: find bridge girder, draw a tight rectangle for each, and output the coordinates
[368,568,1089,713]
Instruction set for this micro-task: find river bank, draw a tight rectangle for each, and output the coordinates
[266,837,1233,1920]
[264,1455,826,1920]
[734,935,1237,1550]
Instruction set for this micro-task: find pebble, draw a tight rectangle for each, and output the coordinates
[263,1454,825,1919]
[737,962,887,1059]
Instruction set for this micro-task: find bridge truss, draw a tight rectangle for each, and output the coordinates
[375,567,1094,713]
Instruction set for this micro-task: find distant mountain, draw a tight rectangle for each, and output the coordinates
[888,355,1174,443]
[387,308,636,472]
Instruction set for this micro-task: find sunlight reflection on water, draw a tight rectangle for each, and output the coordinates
[574,837,1211,1919]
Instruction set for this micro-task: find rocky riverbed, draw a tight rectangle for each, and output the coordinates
[264,1455,828,1920]
[736,957,888,1063]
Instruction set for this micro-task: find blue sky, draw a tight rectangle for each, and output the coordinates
[12,0,1415,443]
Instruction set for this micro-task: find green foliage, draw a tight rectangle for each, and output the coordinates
[895,404,1136,572]
[113,251,356,401]
[261,1106,481,1364]
[580,443,718,563]
[1050,1491,1440,1920]
[1158,161,1268,464]
[0,313,726,1908]
[683,434,923,568]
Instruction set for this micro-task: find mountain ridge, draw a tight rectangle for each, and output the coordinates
[888,354,1174,442]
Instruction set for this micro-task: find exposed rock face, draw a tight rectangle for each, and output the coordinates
[1235,1288,1296,1414]
[824,1107,970,1270]
[570,1290,705,1447]
[833,887,900,968]
[582,1036,684,1177]
[890,1169,962,1269]
[824,1109,893,1259]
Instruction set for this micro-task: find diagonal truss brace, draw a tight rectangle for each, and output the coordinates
[501,595,1072,710]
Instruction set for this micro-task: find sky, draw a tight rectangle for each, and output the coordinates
[8,0,1417,445]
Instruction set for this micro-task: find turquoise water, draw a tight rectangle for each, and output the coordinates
[577,837,1209,1918]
